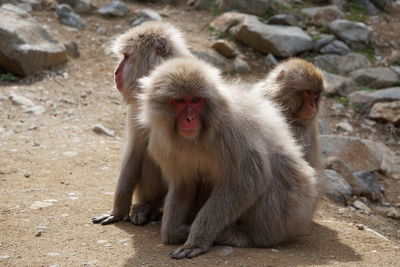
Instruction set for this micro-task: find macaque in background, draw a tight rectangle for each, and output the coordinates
[255,58,324,170]
[138,57,317,259]
[92,22,192,225]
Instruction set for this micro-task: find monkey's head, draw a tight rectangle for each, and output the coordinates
[270,58,324,124]
[139,57,227,141]
[113,22,191,102]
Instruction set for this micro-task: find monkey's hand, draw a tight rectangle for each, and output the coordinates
[130,203,161,226]
[170,243,210,259]
[92,213,129,225]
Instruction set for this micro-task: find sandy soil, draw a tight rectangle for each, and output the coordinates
[0,1,399,266]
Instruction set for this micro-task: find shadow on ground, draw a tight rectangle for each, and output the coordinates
[113,221,361,266]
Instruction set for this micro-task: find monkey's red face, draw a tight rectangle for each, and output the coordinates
[114,53,129,91]
[299,90,319,120]
[171,96,204,139]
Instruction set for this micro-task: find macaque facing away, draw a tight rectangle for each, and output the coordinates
[138,57,318,259]
[255,58,324,170]
[92,22,192,225]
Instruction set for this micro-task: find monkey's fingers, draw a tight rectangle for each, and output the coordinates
[91,214,125,225]
[170,246,207,259]
[130,204,154,226]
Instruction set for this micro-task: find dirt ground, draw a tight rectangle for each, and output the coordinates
[0,1,399,266]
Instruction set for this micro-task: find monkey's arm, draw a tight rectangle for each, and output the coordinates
[92,131,146,225]
[161,182,197,244]
[171,168,262,258]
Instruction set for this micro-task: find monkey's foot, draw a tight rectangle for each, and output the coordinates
[170,245,209,259]
[92,213,128,225]
[130,204,159,226]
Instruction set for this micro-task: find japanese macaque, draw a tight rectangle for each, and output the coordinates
[92,22,192,225]
[254,58,324,170]
[138,57,318,259]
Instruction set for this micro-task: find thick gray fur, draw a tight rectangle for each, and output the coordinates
[92,21,192,225]
[138,57,318,259]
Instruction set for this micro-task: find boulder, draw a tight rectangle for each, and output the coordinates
[97,1,128,17]
[0,4,67,76]
[350,67,399,89]
[211,39,237,58]
[56,0,95,13]
[209,12,249,32]
[231,16,312,57]
[369,101,400,124]
[319,40,350,55]
[301,5,345,26]
[192,50,228,70]
[325,156,383,202]
[217,0,271,15]
[267,14,300,26]
[233,57,250,73]
[349,87,400,107]
[56,4,86,28]
[314,53,371,74]
[131,9,162,27]
[312,34,335,51]
[324,72,356,96]
[320,135,395,173]
[264,53,278,70]
[323,169,352,205]
[329,19,372,48]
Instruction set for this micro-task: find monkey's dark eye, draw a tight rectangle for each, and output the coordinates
[191,97,200,103]
[175,98,184,103]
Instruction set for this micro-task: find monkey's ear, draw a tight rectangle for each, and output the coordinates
[155,38,170,57]
[276,70,286,82]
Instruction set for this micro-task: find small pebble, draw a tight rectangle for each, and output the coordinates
[46,252,60,257]
[356,224,365,230]
[216,246,233,256]
[30,201,54,210]
[92,124,115,137]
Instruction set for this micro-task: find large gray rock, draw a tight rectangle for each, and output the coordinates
[301,5,345,26]
[192,50,228,70]
[329,19,372,48]
[319,40,350,55]
[312,34,335,51]
[349,87,400,107]
[211,39,237,58]
[209,12,249,32]
[267,14,300,26]
[352,171,383,202]
[217,0,272,15]
[131,9,162,27]
[324,72,356,96]
[56,0,95,13]
[369,101,400,124]
[56,4,86,28]
[0,4,67,76]
[350,67,399,89]
[320,135,395,173]
[231,16,312,57]
[97,1,128,17]
[323,169,352,205]
[314,53,371,74]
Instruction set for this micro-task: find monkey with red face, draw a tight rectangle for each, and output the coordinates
[92,22,192,226]
[138,57,318,259]
[255,58,324,170]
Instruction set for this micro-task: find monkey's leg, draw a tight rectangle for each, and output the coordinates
[161,182,196,245]
[130,155,166,225]
[214,224,255,247]
[170,171,260,259]
[92,133,146,225]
